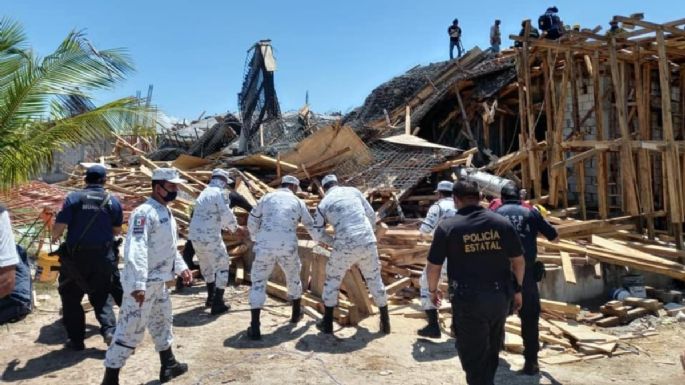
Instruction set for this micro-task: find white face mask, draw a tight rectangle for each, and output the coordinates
[210,178,227,189]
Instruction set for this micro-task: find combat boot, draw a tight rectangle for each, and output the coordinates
[100,367,120,385]
[204,282,215,307]
[210,288,230,315]
[316,306,334,334]
[247,309,261,340]
[159,347,188,383]
[291,298,302,323]
[417,309,441,338]
[518,360,540,375]
[379,305,391,334]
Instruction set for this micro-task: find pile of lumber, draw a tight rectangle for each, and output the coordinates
[584,297,662,327]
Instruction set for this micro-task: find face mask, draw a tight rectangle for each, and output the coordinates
[210,178,227,189]
[159,184,178,202]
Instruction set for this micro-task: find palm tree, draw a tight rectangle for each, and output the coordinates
[0,17,152,189]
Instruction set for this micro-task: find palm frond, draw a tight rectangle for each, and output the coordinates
[0,17,26,53]
[0,98,153,189]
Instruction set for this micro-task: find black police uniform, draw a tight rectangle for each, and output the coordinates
[55,185,124,344]
[428,205,523,385]
[495,201,558,365]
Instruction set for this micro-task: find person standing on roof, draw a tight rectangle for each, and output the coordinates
[606,20,626,36]
[101,168,192,385]
[313,174,390,335]
[494,184,558,376]
[246,175,317,340]
[188,168,243,315]
[448,19,463,59]
[514,21,540,47]
[538,6,564,40]
[417,180,457,338]
[490,20,502,53]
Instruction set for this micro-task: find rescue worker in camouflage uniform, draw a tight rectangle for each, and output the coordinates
[417,180,457,338]
[101,168,192,385]
[188,168,241,315]
[312,174,390,335]
[246,175,316,340]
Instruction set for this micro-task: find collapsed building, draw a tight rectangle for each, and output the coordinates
[5,14,685,365]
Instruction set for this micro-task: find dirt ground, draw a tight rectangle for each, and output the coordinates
[1,284,684,385]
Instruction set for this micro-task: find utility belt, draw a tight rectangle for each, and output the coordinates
[449,279,511,293]
[70,241,113,253]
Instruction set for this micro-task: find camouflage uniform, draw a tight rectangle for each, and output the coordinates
[419,197,456,310]
[247,188,315,308]
[313,186,387,308]
[104,197,188,368]
[188,180,238,289]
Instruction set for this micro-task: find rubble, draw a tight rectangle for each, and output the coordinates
[2,15,685,368]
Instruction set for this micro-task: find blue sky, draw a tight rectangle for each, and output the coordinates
[5,1,680,120]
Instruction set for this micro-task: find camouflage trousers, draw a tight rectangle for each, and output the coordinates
[104,282,173,369]
[195,240,230,289]
[322,242,387,308]
[419,263,448,310]
[249,244,302,309]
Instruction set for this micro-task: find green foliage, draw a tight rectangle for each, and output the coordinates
[0,17,154,189]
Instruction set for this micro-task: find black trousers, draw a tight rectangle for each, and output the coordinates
[452,290,510,385]
[58,248,120,342]
[519,283,541,363]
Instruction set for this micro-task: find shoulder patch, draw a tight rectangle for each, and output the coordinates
[132,215,146,235]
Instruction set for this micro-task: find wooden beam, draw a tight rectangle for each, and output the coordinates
[592,52,610,219]
[520,36,542,199]
[552,148,599,170]
[656,31,684,225]
[549,58,571,206]
[614,16,685,37]
[608,37,640,215]
[636,60,656,238]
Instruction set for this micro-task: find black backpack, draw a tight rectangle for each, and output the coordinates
[538,13,554,31]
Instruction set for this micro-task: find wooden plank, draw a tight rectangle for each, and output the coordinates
[540,353,583,365]
[591,235,685,268]
[385,277,412,296]
[550,319,618,343]
[541,299,581,317]
[560,251,577,284]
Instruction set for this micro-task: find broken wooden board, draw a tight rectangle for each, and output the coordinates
[560,251,577,284]
[550,320,618,343]
[541,299,581,317]
[504,332,524,354]
[281,124,373,169]
[172,154,212,170]
[540,353,583,365]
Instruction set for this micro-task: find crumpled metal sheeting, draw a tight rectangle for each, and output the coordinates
[336,141,458,196]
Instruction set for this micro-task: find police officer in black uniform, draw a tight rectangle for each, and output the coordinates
[495,184,558,375]
[52,164,124,350]
[426,180,525,385]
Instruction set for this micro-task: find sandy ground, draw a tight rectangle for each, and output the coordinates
[1,284,685,385]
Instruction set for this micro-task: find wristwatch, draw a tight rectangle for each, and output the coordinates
[514,282,522,293]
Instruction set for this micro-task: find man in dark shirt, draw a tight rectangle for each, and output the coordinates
[448,19,463,59]
[52,164,124,350]
[495,185,558,375]
[426,180,525,385]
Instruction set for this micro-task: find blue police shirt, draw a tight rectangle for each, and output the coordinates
[55,185,123,247]
[494,201,558,266]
